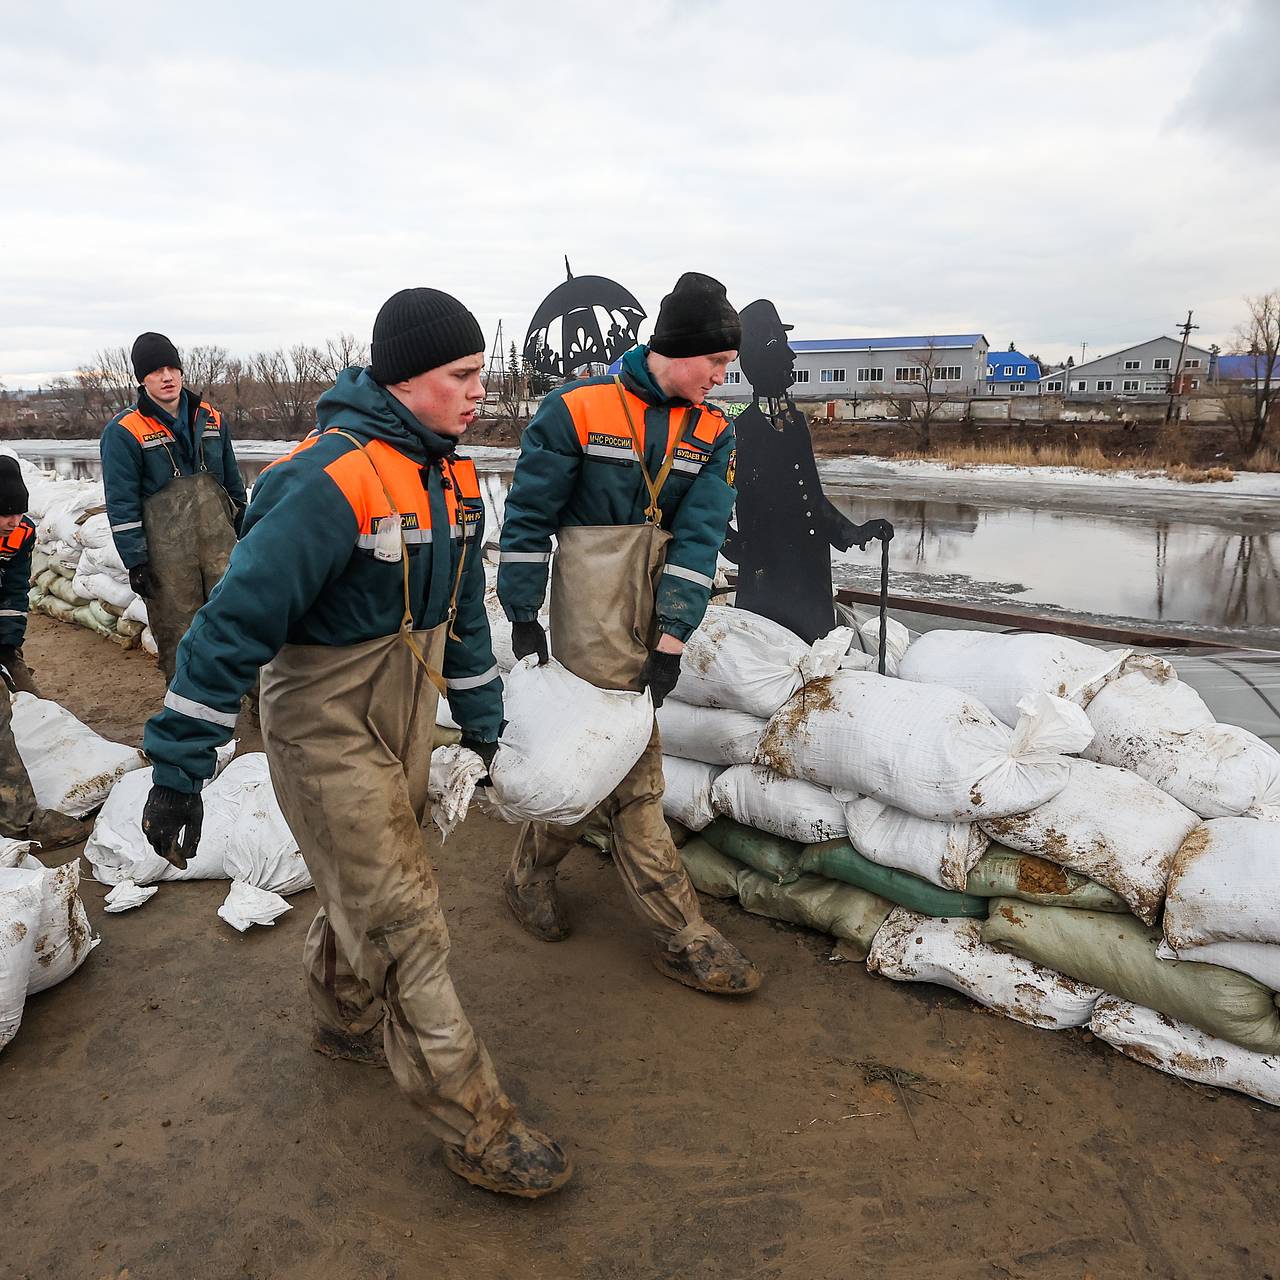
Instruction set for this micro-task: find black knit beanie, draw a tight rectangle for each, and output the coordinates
[0,456,29,516]
[649,272,741,358]
[370,288,486,384]
[131,332,183,383]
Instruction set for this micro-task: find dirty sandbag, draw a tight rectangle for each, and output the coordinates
[798,838,988,919]
[207,755,311,895]
[679,835,746,899]
[0,866,42,1051]
[11,854,97,995]
[1156,939,1280,992]
[428,744,489,839]
[218,880,292,932]
[660,756,722,831]
[897,630,1131,728]
[736,869,893,957]
[700,816,804,884]
[655,700,768,767]
[841,796,989,893]
[485,658,653,826]
[711,765,847,845]
[867,908,1102,1030]
[964,846,1129,913]
[982,899,1280,1055]
[979,759,1199,926]
[1159,647,1280,751]
[755,675,1093,822]
[10,692,147,817]
[1083,660,1280,820]
[800,835,988,918]
[672,605,851,719]
[1090,996,1280,1108]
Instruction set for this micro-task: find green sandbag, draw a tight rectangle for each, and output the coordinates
[87,599,118,631]
[982,898,1280,1054]
[47,576,86,606]
[800,838,988,919]
[115,617,145,639]
[701,817,802,885]
[41,596,76,621]
[71,604,116,638]
[35,567,59,592]
[965,845,1128,912]
[736,871,894,958]
[680,836,746,899]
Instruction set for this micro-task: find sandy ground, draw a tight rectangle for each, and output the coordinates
[6,615,1280,1280]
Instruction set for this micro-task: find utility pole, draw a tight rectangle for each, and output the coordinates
[1166,309,1199,423]
[1079,340,1088,369]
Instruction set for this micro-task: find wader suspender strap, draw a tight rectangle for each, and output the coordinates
[441,458,469,644]
[328,430,449,695]
[612,376,688,527]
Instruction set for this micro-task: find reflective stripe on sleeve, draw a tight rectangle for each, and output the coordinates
[662,564,714,589]
[446,664,500,691]
[163,689,239,728]
[498,551,552,564]
[671,458,705,475]
[111,520,144,532]
[0,609,25,618]
[584,443,635,463]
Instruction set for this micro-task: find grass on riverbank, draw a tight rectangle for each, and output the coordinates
[893,441,1239,482]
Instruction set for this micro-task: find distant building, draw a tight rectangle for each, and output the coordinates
[1039,336,1214,399]
[1213,353,1280,386]
[715,333,989,402]
[985,344,1041,395]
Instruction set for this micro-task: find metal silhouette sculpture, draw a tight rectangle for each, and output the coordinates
[723,298,893,645]
[523,258,647,381]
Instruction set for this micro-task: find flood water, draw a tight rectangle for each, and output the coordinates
[11,440,1278,648]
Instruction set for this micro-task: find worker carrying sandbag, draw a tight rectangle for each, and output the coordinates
[0,459,89,850]
[498,272,762,997]
[100,332,247,680]
[139,289,571,1200]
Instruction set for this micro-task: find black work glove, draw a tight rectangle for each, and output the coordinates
[510,619,548,666]
[141,785,204,870]
[843,518,895,551]
[460,736,498,787]
[129,562,158,600]
[639,650,682,709]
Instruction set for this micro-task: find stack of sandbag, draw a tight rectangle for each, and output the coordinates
[1083,657,1280,821]
[83,751,311,930]
[10,692,147,817]
[0,839,99,1052]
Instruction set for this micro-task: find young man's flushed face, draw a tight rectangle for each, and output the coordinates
[390,354,486,438]
[651,350,738,404]
[143,365,184,412]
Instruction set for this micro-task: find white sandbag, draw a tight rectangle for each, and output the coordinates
[1156,939,1280,992]
[867,907,1102,1030]
[10,692,147,817]
[12,854,97,994]
[856,615,911,676]
[979,759,1200,926]
[435,696,460,730]
[710,764,846,844]
[0,866,42,1050]
[0,838,34,869]
[208,755,311,895]
[1090,995,1280,1107]
[660,756,723,831]
[123,596,149,626]
[141,627,158,656]
[673,605,851,718]
[218,881,292,932]
[428,744,488,838]
[1164,817,1280,950]
[103,880,157,912]
[78,542,129,579]
[71,569,136,612]
[756,674,1093,822]
[843,796,988,892]
[485,658,653,826]
[655,700,767,766]
[1084,661,1280,819]
[898,630,1130,727]
[76,512,113,551]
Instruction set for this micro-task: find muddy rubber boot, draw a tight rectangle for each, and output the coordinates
[310,1024,389,1069]
[653,929,763,996]
[26,808,92,850]
[503,871,570,942]
[442,1113,573,1200]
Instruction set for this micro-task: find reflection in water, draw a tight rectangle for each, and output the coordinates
[14,448,1277,635]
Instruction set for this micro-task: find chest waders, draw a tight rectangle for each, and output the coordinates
[257,437,512,1149]
[142,470,237,681]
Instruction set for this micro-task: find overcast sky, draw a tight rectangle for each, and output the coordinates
[2,0,1278,387]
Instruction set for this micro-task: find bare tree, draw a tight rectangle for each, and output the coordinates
[906,341,951,449]
[315,332,370,384]
[1214,289,1280,457]
[252,345,323,438]
[181,344,230,396]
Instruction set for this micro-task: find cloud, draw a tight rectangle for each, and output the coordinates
[1174,0,1280,142]
[2,0,1279,386]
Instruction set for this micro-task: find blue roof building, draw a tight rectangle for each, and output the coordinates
[985,345,1041,395]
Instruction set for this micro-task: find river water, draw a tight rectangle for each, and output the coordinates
[10,439,1278,649]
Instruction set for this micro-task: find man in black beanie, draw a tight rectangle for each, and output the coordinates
[138,288,571,1200]
[100,331,247,680]
[498,271,764,998]
[0,455,90,848]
